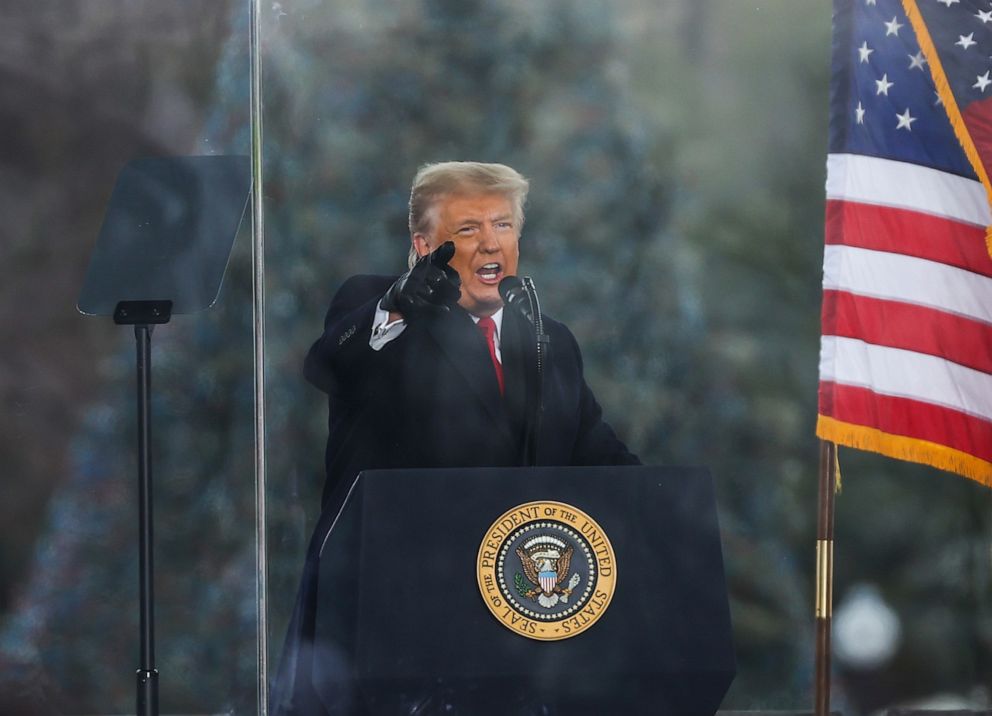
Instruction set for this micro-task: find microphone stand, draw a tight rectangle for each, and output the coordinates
[521,277,547,467]
[499,275,548,467]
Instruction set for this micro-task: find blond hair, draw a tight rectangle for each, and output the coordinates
[407,161,529,268]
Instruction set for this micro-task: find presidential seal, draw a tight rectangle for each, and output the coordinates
[476,501,616,641]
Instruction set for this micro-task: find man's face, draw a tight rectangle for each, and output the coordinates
[413,192,520,317]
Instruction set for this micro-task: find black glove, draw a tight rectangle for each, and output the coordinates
[380,241,461,318]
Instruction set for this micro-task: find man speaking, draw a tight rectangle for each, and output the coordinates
[273,161,638,714]
[303,161,638,508]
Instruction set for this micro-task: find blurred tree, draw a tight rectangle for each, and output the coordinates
[2,0,989,713]
[0,1,257,713]
[0,0,231,618]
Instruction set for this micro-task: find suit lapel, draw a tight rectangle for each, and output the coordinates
[424,309,516,448]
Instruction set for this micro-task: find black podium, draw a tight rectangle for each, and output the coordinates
[302,465,735,716]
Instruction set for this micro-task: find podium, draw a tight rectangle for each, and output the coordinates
[290,466,735,716]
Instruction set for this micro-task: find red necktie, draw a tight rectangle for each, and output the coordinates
[476,316,504,396]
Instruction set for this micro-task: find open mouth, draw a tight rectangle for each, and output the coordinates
[476,262,502,284]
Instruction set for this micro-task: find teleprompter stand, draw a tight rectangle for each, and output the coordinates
[78,156,251,716]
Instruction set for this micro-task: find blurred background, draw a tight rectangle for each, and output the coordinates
[1,0,989,714]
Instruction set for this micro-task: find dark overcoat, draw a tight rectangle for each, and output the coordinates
[271,274,638,714]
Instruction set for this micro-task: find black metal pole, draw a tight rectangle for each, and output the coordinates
[135,324,159,716]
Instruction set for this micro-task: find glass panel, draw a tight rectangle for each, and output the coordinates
[0,1,257,713]
[261,1,992,714]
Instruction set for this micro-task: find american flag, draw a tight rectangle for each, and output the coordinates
[819,0,992,486]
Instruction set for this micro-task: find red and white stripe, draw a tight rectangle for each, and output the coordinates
[819,153,992,479]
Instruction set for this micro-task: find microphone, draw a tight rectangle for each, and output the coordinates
[499,276,535,325]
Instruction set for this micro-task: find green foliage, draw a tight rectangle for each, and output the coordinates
[2,1,990,714]
[515,571,535,599]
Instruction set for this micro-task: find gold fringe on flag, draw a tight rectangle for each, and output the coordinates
[817,415,992,488]
[902,0,992,259]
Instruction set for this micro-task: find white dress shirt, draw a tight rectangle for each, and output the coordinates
[370,301,503,362]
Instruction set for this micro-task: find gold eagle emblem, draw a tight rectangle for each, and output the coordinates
[515,535,582,608]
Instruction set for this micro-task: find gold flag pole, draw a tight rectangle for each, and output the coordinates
[814,440,837,716]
